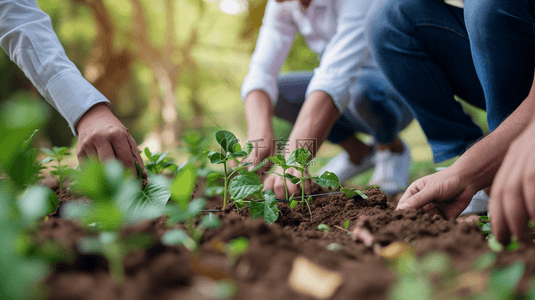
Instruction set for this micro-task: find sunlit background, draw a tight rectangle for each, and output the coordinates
[0,0,489,184]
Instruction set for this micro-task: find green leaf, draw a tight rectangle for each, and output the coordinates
[229,172,263,200]
[289,193,298,209]
[489,262,525,297]
[343,219,350,229]
[215,130,239,154]
[226,237,249,257]
[185,198,207,219]
[200,213,221,229]
[341,187,368,199]
[206,151,226,164]
[229,151,248,158]
[317,224,330,232]
[207,172,222,183]
[481,223,492,235]
[170,164,196,210]
[144,147,152,159]
[487,234,504,252]
[262,190,279,224]
[248,201,265,219]
[287,148,311,168]
[267,154,287,168]
[285,173,301,185]
[17,186,59,223]
[315,171,340,187]
[118,175,171,223]
[161,229,196,251]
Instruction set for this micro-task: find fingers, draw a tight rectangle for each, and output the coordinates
[396,180,433,210]
[110,133,136,172]
[77,127,145,178]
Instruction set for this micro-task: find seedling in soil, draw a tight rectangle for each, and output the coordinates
[229,170,279,224]
[267,153,294,200]
[143,147,177,174]
[317,224,330,237]
[65,160,171,229]
[477,213,522,252]
[315,171,368,200]
[41,146,74,191]
[206,130,250,211]
[164,163,222,251]
[225,237,249,266]
[78,231,155,284]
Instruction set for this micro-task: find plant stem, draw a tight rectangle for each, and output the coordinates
[223,162,228,211]
[283,169,288,200]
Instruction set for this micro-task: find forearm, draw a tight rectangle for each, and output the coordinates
[452,74,535,190]
[287,90,340,156]
[244,90,275,135]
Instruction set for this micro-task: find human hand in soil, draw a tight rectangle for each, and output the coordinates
[489,119,535,246]
[239,129,276,175]
[263,166,312,199]
[396,166,476,219]
[75,103,147,179]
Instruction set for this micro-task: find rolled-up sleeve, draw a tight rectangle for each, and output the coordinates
[241,0,297,103]
[0,0,109,135]
[306,0,374,113]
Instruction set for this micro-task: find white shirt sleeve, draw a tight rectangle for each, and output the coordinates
[240,0,297,103]
[0,0,109,135]
[306,0,373,113]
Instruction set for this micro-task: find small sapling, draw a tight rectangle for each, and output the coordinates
[206,130,250,211]
[41,146,74,191]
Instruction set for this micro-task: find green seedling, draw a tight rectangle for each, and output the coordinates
[206,130,250,211]
[315,171,368,199]
[78,232,155,284]
[143,147,177,174]
[267,153,293,200]
[477,213,521,252]
[181,132,213,178]
[65,159,171,229]
[164,163,221,252]
[41,146,74,191]
[229,170,279,224]
[343,219,350,230]
[317,224,330,237]
[225,237,249,266]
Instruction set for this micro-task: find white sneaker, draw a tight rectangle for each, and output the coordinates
[367,143,411,195]
[317,147,377,184]
[460,190,489,215]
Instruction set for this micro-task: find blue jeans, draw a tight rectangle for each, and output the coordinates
[274,68,413,145]
[465,0,535,131]
[367,0,486,163]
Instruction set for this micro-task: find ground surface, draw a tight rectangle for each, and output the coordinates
[38,183,535,300]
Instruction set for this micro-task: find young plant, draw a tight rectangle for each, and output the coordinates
[477,213,522,252]
[229,170,280,224]
[267,153,293,200]
[143,147,177,174]
[65,159,171,229]
[315,171,368,199]
[41,146,74,190]
[78,232,155,284]
[205,130,249,211]
[225,237,249,266]
[317,224,330,237]
[163,163,221,252]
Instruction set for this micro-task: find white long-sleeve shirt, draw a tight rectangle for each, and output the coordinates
[241,0,377,113]
[0,0,109,135]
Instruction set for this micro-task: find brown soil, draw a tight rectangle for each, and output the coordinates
[38,183,535,300]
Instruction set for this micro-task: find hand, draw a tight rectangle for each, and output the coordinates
[263,166,312,199]
[396,165,477,219]
[75,103,147,179]
[490,120,535,246]
[240,128,276,175]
